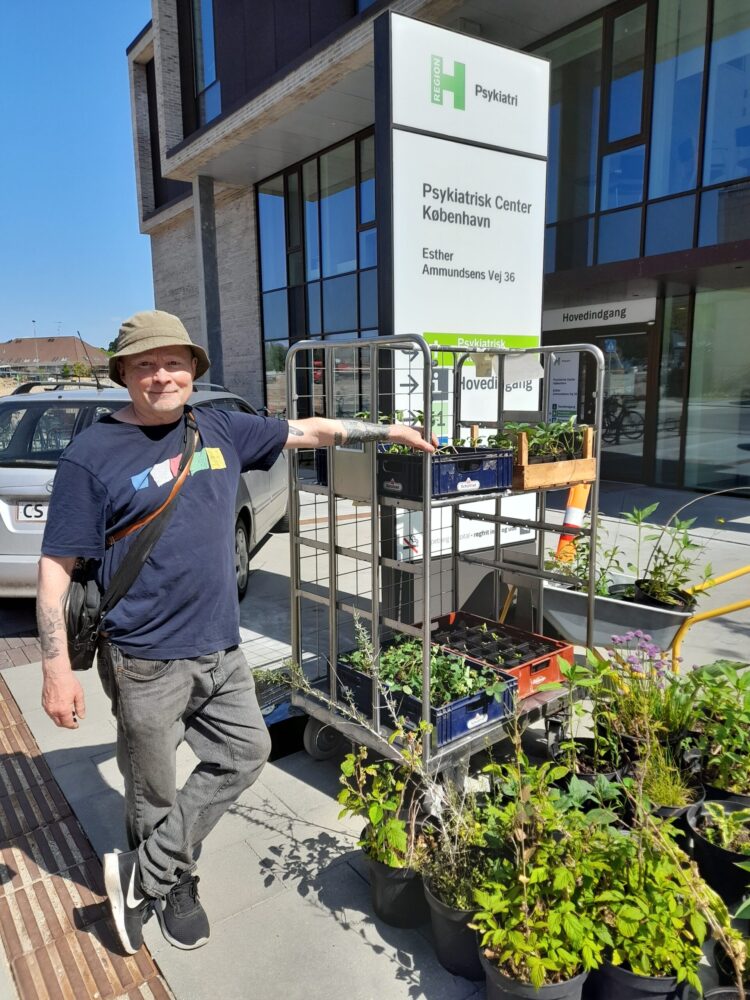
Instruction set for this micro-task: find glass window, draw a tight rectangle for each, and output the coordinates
[685,287,750,489]
[258,175,287,291]
[288,285,306,341]
[645,195,695,255]
[307,282,321,336]
[320,142,357,277]
[544,227,556,273]
[597,207,642,263]
[262,290,288,340]
[699,181,750,244]
[288,250,304,287]
[601,145,645,210]
[286,172,302,249]
[323,274,358,332]
[655,293,690,486]
[703,0,750,185]
[649,0,707,198]
[303,160,320,281]
[359,135,375,224]
[359,269,378,329]
[30,407,79,455]
[550,217,595,271]
[608,5,647,143]
[537,20,602,222]
[264,341,288,417]
[192,0,220,124]
[359,229,377,268]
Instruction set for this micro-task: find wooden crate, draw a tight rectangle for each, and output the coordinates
[512,426,596,490]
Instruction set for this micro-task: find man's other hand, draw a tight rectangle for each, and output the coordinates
[42,671,86,729]
[388,425,438,453]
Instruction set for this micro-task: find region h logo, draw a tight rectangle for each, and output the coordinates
[431,55,465,110]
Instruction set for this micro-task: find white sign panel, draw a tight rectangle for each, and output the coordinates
[548,353,580,420]
[390,12,549,157]
[392,129,547,339]
[542,298,657,331]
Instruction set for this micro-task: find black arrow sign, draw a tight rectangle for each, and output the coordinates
[398,375,419,392]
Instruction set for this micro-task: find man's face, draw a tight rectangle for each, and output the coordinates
[119,345,197,424]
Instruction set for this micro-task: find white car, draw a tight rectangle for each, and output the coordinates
[0,382,288,598]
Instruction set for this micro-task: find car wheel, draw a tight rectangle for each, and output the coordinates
[235,517,250,598]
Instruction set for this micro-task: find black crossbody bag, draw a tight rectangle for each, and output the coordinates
[64,412,199,671]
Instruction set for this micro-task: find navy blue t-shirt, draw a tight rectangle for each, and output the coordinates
[42,406,288,659]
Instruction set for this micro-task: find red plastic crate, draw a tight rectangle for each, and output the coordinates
[429,612,573,700]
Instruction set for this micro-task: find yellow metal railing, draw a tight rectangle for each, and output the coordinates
[671,564,750,670]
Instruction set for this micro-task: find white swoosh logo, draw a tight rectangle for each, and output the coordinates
[125,863,143,909]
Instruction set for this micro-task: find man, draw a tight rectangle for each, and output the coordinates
[37,310,434,956]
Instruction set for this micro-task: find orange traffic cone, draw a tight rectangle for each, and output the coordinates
[555,483,591,562]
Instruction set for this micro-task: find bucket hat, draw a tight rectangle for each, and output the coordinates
[109,310,211,386]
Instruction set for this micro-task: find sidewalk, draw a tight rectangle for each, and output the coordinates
[0,483,748,999]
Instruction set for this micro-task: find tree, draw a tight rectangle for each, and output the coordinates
[106,338,118,355]
[72,362,91,379]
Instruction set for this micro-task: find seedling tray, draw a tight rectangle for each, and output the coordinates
[334,650,517,747]
[377,448,513,501]
[429,612,572,699]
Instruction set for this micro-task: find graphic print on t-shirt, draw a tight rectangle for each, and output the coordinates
[130,446,227,491]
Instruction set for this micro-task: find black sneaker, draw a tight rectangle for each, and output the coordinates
[103,849,151,955]
[155,872,210,950]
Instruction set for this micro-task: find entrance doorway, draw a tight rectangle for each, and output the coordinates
[547,327,656,483]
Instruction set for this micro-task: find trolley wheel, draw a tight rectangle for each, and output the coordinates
[546,717,564,759]
[303,717,344,760]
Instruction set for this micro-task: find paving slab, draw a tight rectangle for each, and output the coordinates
[147,858,479,1000]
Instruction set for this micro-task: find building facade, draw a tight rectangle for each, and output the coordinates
[128,0,750,492]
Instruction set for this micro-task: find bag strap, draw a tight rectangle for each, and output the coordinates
[99,411,199,617]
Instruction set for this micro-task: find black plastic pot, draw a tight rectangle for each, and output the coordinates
[633,581,696,611]
[704,990,743,999]
[423,879,483,981]
[703,783,750,808]
[607,583,636,601]
[687,800,750,904]
[587,961,687,999]
[651,785,705,821]
[368,856,429,927]
[479,952,588,999]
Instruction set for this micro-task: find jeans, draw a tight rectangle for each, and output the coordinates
[97,640,272,898]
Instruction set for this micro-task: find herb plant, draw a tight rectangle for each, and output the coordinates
[685,660,750,795]
[702,803,750,856]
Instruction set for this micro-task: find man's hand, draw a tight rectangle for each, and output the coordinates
[42,670,86,729]
[37,554,86,729]
[388,424,437,453]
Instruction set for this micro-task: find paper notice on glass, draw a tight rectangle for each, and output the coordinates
[502,352,544,383]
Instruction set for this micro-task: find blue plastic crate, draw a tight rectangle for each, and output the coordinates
[334,657,517,747]
[399,669,517,746]
[377,448,512,500]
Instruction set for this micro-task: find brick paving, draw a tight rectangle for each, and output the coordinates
[0,674,174,999]
[0,639,41,672]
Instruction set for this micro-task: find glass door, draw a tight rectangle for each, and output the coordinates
[590,330,650,481]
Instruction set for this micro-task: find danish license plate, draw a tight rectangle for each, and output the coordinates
[16,503,48,522]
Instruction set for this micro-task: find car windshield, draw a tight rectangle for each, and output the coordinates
[0,400,126,467]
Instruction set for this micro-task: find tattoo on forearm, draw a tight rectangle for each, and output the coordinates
[288,426,304,436]
[37,601,64,659]
[337,420,391,446]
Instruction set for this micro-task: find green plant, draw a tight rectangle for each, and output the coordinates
[735,860,750,921]
[472,752,614,987]
[702,803,750,855]
[337,735,430,869]
[342,629,508,709]
[594,634,695,748]
[545,517,624,597]
[504,416,585,461]
[685,660,750,795]
[557,652,621,774]
[639,515,708,604]
[639,741,696,809]
[422,785,488,910]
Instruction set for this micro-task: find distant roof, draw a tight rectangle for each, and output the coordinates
[0,337,108,367]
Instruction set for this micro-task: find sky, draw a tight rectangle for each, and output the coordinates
[0,2,155,350]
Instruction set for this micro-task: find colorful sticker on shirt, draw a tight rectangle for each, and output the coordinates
[130,446,225,492]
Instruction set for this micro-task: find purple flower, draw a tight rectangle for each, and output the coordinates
[624,631,636,642]
[611,635,623,645]
[627,654,640,666]
[643,634,652,643]
[634,630,644,639]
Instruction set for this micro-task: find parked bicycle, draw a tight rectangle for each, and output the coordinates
[602,394,645,444]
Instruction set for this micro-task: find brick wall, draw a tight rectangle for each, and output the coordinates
[213,185,264,407]
[150,210,203,353]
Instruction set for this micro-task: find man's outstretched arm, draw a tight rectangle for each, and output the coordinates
[37,554,86,729]
[284,417,436,452]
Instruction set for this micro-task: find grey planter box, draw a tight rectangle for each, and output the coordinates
[541,581,693,649]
